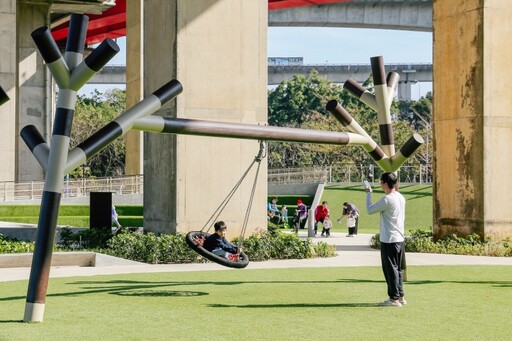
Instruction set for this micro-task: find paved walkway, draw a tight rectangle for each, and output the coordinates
[1,232,512,282]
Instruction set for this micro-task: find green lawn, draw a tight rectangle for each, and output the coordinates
[0,265,510,340]
[321,184,433,235]
[0,205,143,228]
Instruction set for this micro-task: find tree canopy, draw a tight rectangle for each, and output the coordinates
[70,89,126,178]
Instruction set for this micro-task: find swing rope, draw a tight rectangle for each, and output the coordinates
[200,141,266,238]
[238,142,265,246]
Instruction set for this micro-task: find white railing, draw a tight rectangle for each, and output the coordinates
[268,167,330,184]
[269,164,433,185]
[0,174,144,202]
[0,164,432,201]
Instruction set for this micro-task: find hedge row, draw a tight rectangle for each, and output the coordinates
[2,228,336,265]
[105,230,336,264]
[370,230,512,257]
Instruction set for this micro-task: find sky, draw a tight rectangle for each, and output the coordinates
[81,27,433,99]
[268,27,432,64]
[268,27,433,99]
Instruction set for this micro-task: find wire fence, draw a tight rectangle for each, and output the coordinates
[0,164,432,201]
[268,164,433,185]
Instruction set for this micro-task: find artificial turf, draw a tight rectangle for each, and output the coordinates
[0,265,510,340]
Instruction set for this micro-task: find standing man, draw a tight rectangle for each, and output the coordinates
[365,172,406,307]
[314,201,330,237]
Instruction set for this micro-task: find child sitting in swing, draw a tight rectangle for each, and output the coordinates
[203,221,242,260]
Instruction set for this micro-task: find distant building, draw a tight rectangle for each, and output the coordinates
[268,57,304,66]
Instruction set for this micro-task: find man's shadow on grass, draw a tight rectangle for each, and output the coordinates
[0,320,23,323]
[337,278,512,287]
[209,302,379,309]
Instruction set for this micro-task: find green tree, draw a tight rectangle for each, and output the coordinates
[70,89,126,177]
[397,92,432,130]
[395,92,433,165]
[267,70,376,168]
[268,70,361,127]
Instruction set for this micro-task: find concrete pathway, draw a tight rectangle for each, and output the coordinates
[1,232,511,283]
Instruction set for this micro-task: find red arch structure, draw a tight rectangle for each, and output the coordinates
[51,0,352,46]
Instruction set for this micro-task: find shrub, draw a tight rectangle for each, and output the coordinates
[0,234,35,253]
[106,231,200,264]
[105,230,336,264]
[0,233,62,253]
[370,230,512,257]
[314,240,337,258]
[235,230,335,261]
[59,227,113,249]
[152,233,201,264]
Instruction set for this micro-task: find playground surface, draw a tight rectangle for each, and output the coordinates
[2,232,512,283]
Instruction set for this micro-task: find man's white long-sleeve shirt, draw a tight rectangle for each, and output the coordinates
[366,191,406,243]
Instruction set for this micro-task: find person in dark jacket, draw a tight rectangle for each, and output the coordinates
[203,221,241,258]
[339,202,360,237]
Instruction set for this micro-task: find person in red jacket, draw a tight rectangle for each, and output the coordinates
[314,201,330,237]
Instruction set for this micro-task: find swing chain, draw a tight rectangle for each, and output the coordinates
[201,141,267,234]
[254,140,267,162]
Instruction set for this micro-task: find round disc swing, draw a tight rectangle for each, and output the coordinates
[186,141,266,269]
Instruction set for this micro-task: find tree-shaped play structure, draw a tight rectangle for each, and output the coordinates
[327,56,424,172]
[21,14,182,323]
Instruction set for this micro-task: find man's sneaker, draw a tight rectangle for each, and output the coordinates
[399,297,407,305]
[378,299,401,307]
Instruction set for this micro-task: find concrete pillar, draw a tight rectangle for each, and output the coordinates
[143,0,268,238]
[0,1,16,182]
[16,2,49,181]
[397,81,413,101]
[125,0,143,176]
[433,0,512,239]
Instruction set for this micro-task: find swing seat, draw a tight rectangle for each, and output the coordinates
[186,231,249,269]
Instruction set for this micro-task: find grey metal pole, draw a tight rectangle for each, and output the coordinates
[131,116,370,146]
